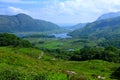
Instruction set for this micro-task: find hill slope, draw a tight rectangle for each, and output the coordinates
[0,13,60,32]
[69,16,120,38]
[0,47,119,80]
[70,23,87,30]
[69,16,120,48]
[97,11,120,20]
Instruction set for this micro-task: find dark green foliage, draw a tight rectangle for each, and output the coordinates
[111,67,120,80]
[22,34,55,38]
[70,46,120,63]
[0,68,24,80]
[98,34,120,48]
[0,66,48,80]
[0,33,32,47]
[0,13,60,32]
[42,46,120,63]
[42,48,73,60]
[28,73,48,80]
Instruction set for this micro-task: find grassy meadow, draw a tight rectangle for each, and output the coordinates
[0,47,119,80]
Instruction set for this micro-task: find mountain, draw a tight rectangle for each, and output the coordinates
[70,23,87,30]
[69,16,120,48]
[0,13,60,32]
[58,23,87,31]
[69,16,120,38]
[97,11,120,20]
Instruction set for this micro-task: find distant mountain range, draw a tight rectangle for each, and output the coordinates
[0,13,60,32]
[97,11,120,20]
[69,16,120,38]
[70,23,87,30]
[69,14,120,47]
[69,11,120,37]
[70,12,120,31]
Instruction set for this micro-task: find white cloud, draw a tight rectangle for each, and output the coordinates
[8,6,29,14]
[0,0,37,4]
[0,0,120,23]
[38,0,120,23]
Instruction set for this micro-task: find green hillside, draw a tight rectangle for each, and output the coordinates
[0,33,119,80]
[69,16,120,48]
[0,47,119,80]
[0,13,60,32]
[70,16,120,38]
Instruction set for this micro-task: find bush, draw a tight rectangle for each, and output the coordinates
[0,68,25,80]
[111,67,120,80]
[0,33,32,47]
[70,46,120,63]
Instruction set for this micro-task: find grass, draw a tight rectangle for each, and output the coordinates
[24,38,97,50]
[0,47,119,80]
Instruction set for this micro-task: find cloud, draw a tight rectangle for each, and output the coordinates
[36,0,120,23]
[0,0,37,4]
[8,6,29,14]
[0,0,120,23]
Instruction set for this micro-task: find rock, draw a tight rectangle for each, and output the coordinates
[97,75,105,79]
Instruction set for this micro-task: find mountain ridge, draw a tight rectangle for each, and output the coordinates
[0,13,60,32]
[69,16,120,38]
[97,11,120,20]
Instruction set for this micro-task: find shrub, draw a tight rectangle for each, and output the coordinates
[0,33,32,47]
[111,67,120,80]
[0,68,25,80]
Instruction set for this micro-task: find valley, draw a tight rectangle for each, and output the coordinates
[0,11,120,80]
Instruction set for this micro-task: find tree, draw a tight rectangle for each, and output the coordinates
[111,67,120,80]
[0,33,32,47]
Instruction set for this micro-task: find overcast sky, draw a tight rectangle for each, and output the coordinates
[0,0,120,24]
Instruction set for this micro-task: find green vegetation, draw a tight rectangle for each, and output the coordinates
[0,12,120,80]
[22,34,55,38]
[0,33,119,80]
[69,16,120,48]
[0,33,32,47]
[0,47,119,80]
[111,67,120,80]
[0,13,60,32]
[24,38,96,50]
[70,46,120,63]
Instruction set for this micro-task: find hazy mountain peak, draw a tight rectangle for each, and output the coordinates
[15,13,33,19]
[97,11,120,20]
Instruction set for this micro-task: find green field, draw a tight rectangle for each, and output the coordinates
[24,37,97,50]
[0,47,119,80]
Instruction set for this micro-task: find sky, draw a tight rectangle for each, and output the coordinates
[0,0,120,24]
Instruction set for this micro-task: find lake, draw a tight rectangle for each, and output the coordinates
[51,33,72,38]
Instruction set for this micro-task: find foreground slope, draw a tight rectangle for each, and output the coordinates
[0,47,119,80]
[0,13,60,32]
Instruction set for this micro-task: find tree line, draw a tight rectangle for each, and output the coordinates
[0,33,32,47]
[70,46,120,63]
[42,46,120,63]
